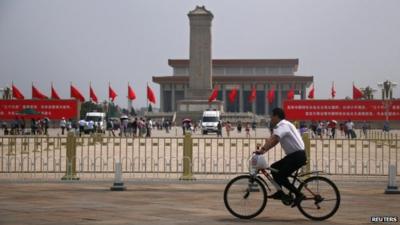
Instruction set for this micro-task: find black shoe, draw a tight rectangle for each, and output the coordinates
[291,194,305,208]
[268,190,284,199]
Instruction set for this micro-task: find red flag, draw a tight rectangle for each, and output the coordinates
[267,87,275,104]
[70,85,85,102]
[109,85,117,102]
[32,85,47,99]
[128,84,136,100]
[228,87,238,104]
[51,84,61,99]
[353,84,363,99]
[331,82,336,98]
[308,85,314,99]
[248,86,257,103]
[90,85,98,103]
[287,87,295,100]
[208,85,219,103]
[147,85,156,104]
[12,84,25,99]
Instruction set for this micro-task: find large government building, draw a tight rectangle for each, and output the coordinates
[153,58,313,115]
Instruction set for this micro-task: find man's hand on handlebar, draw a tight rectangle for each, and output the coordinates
[254,144,265,155]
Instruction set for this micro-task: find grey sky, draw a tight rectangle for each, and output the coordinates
[1,0,399,108]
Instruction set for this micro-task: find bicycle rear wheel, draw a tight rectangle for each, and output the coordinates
[223,175,267,219]
[297,176,340,221]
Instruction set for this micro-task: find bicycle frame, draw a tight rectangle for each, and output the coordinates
[252,167,325,200]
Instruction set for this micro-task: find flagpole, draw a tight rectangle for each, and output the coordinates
[32,81,34,100]
[127,81,131,111]
[147,82,149,112]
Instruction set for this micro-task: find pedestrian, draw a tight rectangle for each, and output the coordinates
[165,120,170,133]
[310,121,317,138]
[31,119,37,135]
[316,121,323,139]
[138,118,144,137]
[78,119,86,137]
[146,119,152,137]
[383,121,390,133]
[225,121,232,137]
[182,121,186,135]
[66,119,72,132]
[237,121,242,133]
[107,119,115,137]
[43,118,50,135]
[2,122,8,135]
[132,117,138,137]
[345,120,355,139]
[245,122,250,138]
[362,121,369,138]
[217,121,222,137]
[122,118,128,137]
[328,120,337,139]
[251,121,257,131]
[60,117,66,135]
[87,120,95,134]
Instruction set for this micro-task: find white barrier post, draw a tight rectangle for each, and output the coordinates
[384,164,399,194]
[110,162,126,191]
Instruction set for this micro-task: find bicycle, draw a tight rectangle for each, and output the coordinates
[223,153,341,220]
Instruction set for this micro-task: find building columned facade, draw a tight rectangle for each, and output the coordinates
[153,59,313,115]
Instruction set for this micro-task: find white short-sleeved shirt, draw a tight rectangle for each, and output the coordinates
[346,122,354,130]
[273,119,305,155]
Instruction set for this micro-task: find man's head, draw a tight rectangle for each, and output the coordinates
[271,107,285,126]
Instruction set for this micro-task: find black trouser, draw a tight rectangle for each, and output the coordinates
[271,150,307,197]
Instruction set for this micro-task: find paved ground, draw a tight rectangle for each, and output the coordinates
[0,179,399,225]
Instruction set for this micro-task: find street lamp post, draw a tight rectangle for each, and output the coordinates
[377,80,397,130]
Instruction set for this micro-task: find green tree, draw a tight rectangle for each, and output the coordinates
[80,101,104,118]
[107,102,121,118]
[130,107,136,116]
[148,104,153,112]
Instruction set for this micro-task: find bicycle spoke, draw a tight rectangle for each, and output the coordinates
[297,176,340,221]
[224,175,267,219]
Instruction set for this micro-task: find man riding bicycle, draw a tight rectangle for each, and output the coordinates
[256,107,307,207]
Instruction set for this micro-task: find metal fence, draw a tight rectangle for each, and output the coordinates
[0,133,399,181]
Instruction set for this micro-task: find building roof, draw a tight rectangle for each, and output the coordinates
[168,59,299,69]
[153,75,313,84]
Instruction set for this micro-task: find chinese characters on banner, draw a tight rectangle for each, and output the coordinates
[0,100,79,120]
[284,100,400,121]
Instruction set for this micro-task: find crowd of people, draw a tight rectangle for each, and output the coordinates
[106,117,172,138]
[0,117,393,139]
[181,119,258,138]
[306,120,380,139]
[1,117,51,135]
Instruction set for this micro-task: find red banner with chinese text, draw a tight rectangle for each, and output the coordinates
[284,100,400,121]
[0,99,79,120]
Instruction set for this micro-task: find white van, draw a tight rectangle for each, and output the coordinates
[85,112,106,133]
[201,110,220,135]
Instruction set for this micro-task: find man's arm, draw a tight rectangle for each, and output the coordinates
[257,135,279,154]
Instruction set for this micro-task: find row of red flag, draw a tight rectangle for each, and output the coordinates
[11,83,157,104]
[208,83,365,103]
[307,83,363,99]
[11,82,364,104]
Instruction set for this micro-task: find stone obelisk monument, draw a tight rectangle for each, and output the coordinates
[177,6,223,120]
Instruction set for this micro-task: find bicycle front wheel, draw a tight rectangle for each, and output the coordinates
[223,175,267,219]
[297,176,340,221]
